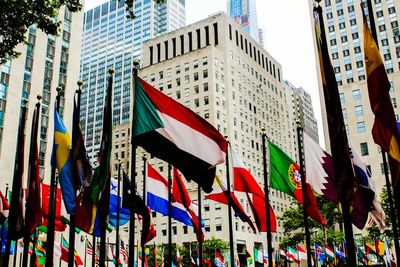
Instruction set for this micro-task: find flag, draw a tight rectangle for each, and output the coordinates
[214,249,225,267]
[314,2,356,204]
[334,245,346,260]
[246,192,277,232]
[384,239,396,267]
[75,191,101,236]
[350,143,378,229]
[269,141,326,224]
[137,208,156,243]
[172,167,203,242]
[72,93,93,189]
[263,249,268,264]
[122,172,153,244]
[108,245,122,266]
[54,240,69,263]
[205,174,256,232]
[254,247,263,263]
[86,238,99,262]
[233,152,264,197]
[25,104,42,234]
[41,184,67,232]
[8,105,28,239]
[52,107,75,214]
[177,247,182,266]
[279,248,288,261]
[315,244,325,262]
[363,12,400,187]
[298,245,307,261]
[131,76,227,193]
[304,133,337,202]
[375,240,384,256]
[88,74,113,204]
[287,246,299,264]
[109,178,131,227]
[0,190,9,223]
[325,245,335,262]
[153,244,158,267]
[245,248,253,264]
[61,236,83,266]
[357,245,368,265]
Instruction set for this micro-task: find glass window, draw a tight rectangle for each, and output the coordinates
[352,89,361,100]
[357,121,366,133]
[355,105,363,116]
[360,142,369,156]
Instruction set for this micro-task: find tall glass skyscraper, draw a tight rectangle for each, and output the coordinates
[228,0,262,46]
[79,0,185,161]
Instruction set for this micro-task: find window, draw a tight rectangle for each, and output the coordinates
[203,83,209,92]
[392,98,397,108]
[339,93,345,103]
[342,108,347,119]
[194,72,199,81]
[203,69,208,78]
[357,121,366,133]
[352,89,361,100]
[355,105,363,116]
[360,142,369,156]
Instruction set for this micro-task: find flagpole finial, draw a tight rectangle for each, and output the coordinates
[296,120,303,130]
[36,94,42,101]
[77,80,83,86]
[142,152,147,160]
[56,86,62,93]
[261,127,266,133]
[23,99,29,105]
[109,68,115,75]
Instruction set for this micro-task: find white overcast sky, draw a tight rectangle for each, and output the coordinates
[84,0,323,143]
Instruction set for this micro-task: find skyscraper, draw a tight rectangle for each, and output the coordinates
[0,6,84,188]
[309,0,400,191]
[228,0,264,46]
[79,0,185,163]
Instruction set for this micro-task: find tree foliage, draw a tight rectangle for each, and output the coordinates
[0,0,166,64]
[279,196,343,247]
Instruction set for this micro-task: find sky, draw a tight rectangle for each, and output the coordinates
[84,0,323,143]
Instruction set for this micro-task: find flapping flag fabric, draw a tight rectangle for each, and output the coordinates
[246,192,277,233]
[287,246,300,264]
[52,107,75,214]
[205,175,256,232]
[298,245,307,261]
[131,76,227,193]
[109,178,130,227]
[269,141,326,225]
[75,191,101,236]
[214,249,225,267]
[25,103,42,234]
[233,153,264,197]
[325,245,335,262]
[147,164,193,226]
[254,247,263,264]
[41,184,66,232]
[363,12,400,187]
[0,190,9,223]
[173,167,203,242]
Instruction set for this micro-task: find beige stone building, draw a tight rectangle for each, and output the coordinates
[107,12,302,264]
[308,0,400,193]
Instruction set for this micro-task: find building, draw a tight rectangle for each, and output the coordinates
[107,12,297,264]
[79,0,186,165]
[309,0,400,192]
[228,0,264,46]
[285,80,319,152]
[0,7,84,188]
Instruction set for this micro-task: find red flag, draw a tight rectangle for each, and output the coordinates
[41,184,66,232]
[246,193,277,232]
[233,153,264,197]
[206,175,256,233]
[363,12,400,186]
[0,190,9,223]
[25,104,42,234]
[172,167,203,242]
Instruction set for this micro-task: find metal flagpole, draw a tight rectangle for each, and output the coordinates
[225,140,235,267]
[29,230,38,267]
[141,153,147,267]
[116,159,122,266]
[45,86,63,267]
[91,236,96,267]
[261,129,273,267]
[197,184,203,267]
[167,164,172,267]
[296,122,312,267]
[69,81,83,267]
[84,236,87,267]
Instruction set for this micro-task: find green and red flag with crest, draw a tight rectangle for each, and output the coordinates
[269,141,326,225]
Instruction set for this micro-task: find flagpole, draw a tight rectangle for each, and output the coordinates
[225,140,235,267]
[167,163,172,267]
[13,240,18,267]
[296,122,312,267]
[92,236,96,267]
[84,236,87,267]
[116,159,122,266]
[261,129,273,267]
[68,81,83,267]
[29,230,38,267]
[129,62,139,267]
[197,184,203,267]
[141,153,147,267]
[0,182,9,266]
[313,3,357,266]
[45,86,63,267]
[4,99,29,266]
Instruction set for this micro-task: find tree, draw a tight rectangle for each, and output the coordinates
[0,0,166,64]
[279,196,343,248]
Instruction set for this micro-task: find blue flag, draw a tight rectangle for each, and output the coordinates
[315,244,325,262]
[109,178,130,227]
[52,107,75,214]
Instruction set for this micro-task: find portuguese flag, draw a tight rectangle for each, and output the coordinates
[132,76,227,193]
[269,141,326,225]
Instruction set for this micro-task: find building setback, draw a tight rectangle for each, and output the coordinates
[309,0,400,192]
[79,0,185,166]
